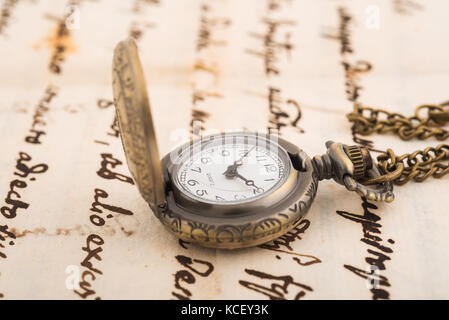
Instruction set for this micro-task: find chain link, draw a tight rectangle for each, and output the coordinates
[347,102,449,185]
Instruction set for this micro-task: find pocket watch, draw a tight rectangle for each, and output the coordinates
[112,38,394,249]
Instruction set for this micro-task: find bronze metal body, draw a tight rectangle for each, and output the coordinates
[158,133,317,249]
[112,38,394,249]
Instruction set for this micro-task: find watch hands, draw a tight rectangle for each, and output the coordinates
[223,146,257,177]
[221,146,264,192]
[233,172,264,193]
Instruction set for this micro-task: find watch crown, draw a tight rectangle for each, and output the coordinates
[344,145,373,180]
[315,141,394,203]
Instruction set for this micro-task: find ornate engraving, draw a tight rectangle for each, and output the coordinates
[187,221,215,242]
[252,218,284,240]
[159,210,182,235]
[112,38,166,209]
[155,164,319,249]
[216,224,251,243]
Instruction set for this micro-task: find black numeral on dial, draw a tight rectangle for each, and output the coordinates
[201,157,211,164]
[196,189,208,196]
[187,179,199,186]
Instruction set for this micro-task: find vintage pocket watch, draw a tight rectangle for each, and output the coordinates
[112,39,394,249]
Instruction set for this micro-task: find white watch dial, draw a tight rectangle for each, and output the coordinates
[173,135,291,204]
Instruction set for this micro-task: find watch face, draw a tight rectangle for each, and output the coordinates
[172,133,291,205]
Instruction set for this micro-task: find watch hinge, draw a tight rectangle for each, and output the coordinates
[164,169,173,194]
[288,152,306,172]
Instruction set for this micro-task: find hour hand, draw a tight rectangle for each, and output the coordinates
[223,146,256,177]
[223,162,242,177]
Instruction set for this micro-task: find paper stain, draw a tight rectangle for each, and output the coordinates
[13,102,28,114]
[193,61,220,78]
[32,24,78,54]
[120,226,134,237]
[63,104,85,114]
[191,60,223,90]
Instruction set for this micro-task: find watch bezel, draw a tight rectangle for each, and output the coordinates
[156,131,318,248]
[156,131,318,249]
[162,132,309,219]
[169,132,294,209]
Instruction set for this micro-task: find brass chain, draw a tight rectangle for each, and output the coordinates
[347,102,449,185]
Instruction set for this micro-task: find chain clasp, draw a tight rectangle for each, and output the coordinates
[312,141,395,202]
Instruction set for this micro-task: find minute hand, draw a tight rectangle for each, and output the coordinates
[234,172,264,193]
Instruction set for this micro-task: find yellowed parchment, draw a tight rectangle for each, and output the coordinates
[0,0,448,299]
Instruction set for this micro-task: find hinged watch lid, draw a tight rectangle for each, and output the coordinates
[112,38,166,210]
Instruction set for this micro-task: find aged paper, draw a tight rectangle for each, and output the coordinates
[0,0,448,299]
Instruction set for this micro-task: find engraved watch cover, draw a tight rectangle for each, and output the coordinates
[112,38,166,210]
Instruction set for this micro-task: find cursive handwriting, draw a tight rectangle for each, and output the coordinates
[1,152,48,220]
[189,1,230,136]
[0,0,19,36]
[267,86,304,134]
[246,1,302,136]
[75,188,134,300]
[74,97,135,300]
[25,85,58,144]
[172,252,214,300]
[246,17,294,77]
[0,152,48,258]
[196,4,230,51]
[128,0,159,41]
[336,198,394,300]
[97,153,134,185]
[259,219,321,266]
[322,6,380,152]
[321,7,353,55]
[239,268,313,300]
